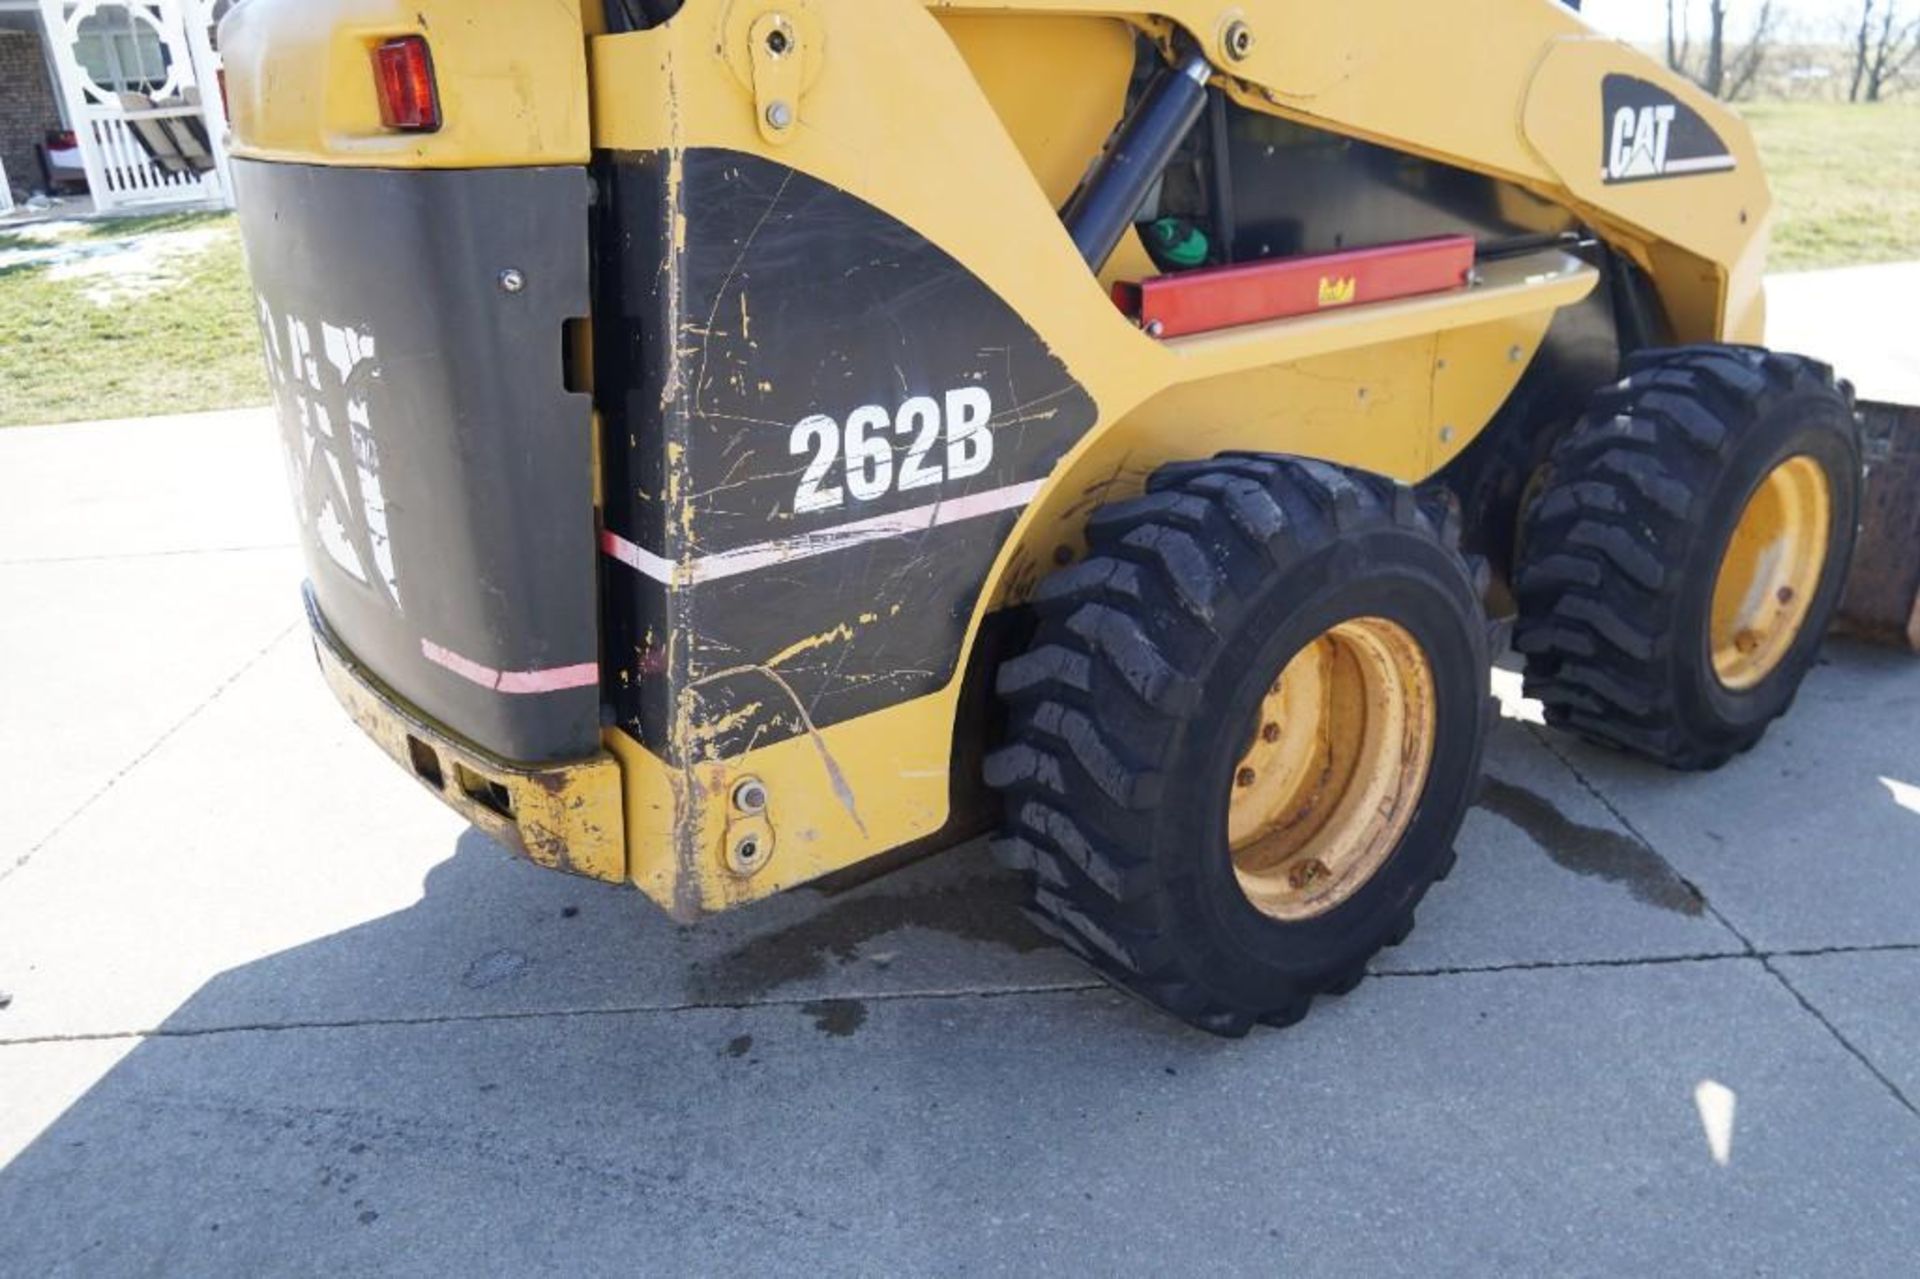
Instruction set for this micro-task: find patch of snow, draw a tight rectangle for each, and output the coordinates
[37,227,230,305]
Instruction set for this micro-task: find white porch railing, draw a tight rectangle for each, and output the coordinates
[38,0,233,213]
[86,109,218,204]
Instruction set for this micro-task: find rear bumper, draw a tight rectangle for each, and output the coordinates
[307,589,628,883]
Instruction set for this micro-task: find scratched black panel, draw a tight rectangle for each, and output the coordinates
[674,151,1095,552]
[596,149,1098,762]
[595,151,676,751]
[678,508,1028,760]
[233,160,600,764]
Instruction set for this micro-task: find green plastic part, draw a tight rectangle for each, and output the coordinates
[1147,217,1210,269]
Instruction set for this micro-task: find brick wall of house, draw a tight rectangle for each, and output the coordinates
[1,27,65,204]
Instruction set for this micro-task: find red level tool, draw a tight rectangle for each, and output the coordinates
[1113,234,1477,339]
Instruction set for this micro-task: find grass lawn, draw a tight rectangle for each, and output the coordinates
[1743,101,1920,271]
[0,211,267,428]
[0,101,1915,426]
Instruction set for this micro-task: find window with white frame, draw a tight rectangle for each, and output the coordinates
[72,4,170,95]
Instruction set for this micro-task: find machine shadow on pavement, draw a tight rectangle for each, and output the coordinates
[0,823,1224,1267]
[4,682,1920,1271]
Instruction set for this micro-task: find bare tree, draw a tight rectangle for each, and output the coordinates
[1851,0,1920,101]
[1852,0,1880,100]
[1667,0,1694,76]
[1703,0,1729,95]
[1724,0,1778,98]
[1669,0,1778,100]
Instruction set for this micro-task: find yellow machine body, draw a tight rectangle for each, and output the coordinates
[222,0,1773,918]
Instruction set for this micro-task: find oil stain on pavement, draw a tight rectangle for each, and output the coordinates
[800,999,868,1037]
[689,874,1049,1004]
[1478,777,1705,915]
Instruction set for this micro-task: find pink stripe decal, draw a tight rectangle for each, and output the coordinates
[600,527,675,582]
[495,663,601,694]
[420,639,598,695]
[600,478,1045,586]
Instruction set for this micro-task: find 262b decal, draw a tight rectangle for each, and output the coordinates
[790,387,995,513]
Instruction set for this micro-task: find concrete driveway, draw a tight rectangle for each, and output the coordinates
[3,392,1919,1274]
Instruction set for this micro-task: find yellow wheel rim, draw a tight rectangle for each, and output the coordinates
[1709,455,1831,691]
[1226,618,1437,923]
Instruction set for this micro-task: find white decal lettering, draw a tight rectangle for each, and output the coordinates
[259,302,401,610]
[843,403,895,502]
[1609,102,1680,181]
[895,395,944,492]
[789,413,844,513]
[944,386,994,481]
[1609,106,1638,180]
[786,387,998,512]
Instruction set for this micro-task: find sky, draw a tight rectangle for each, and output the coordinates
[1577,0,1866,43]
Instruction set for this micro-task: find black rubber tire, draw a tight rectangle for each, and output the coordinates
[983,456,1490,1036]
[1446,407,1578,615]
[1513,345,1861,770]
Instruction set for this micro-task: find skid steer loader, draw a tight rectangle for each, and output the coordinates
[220,0,1917,1035]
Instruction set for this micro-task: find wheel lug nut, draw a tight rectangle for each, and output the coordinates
[1260,722,1281,743]
[1288,858,1332,889]
[1776,585,1795,604]
[1236,767,1257,788]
